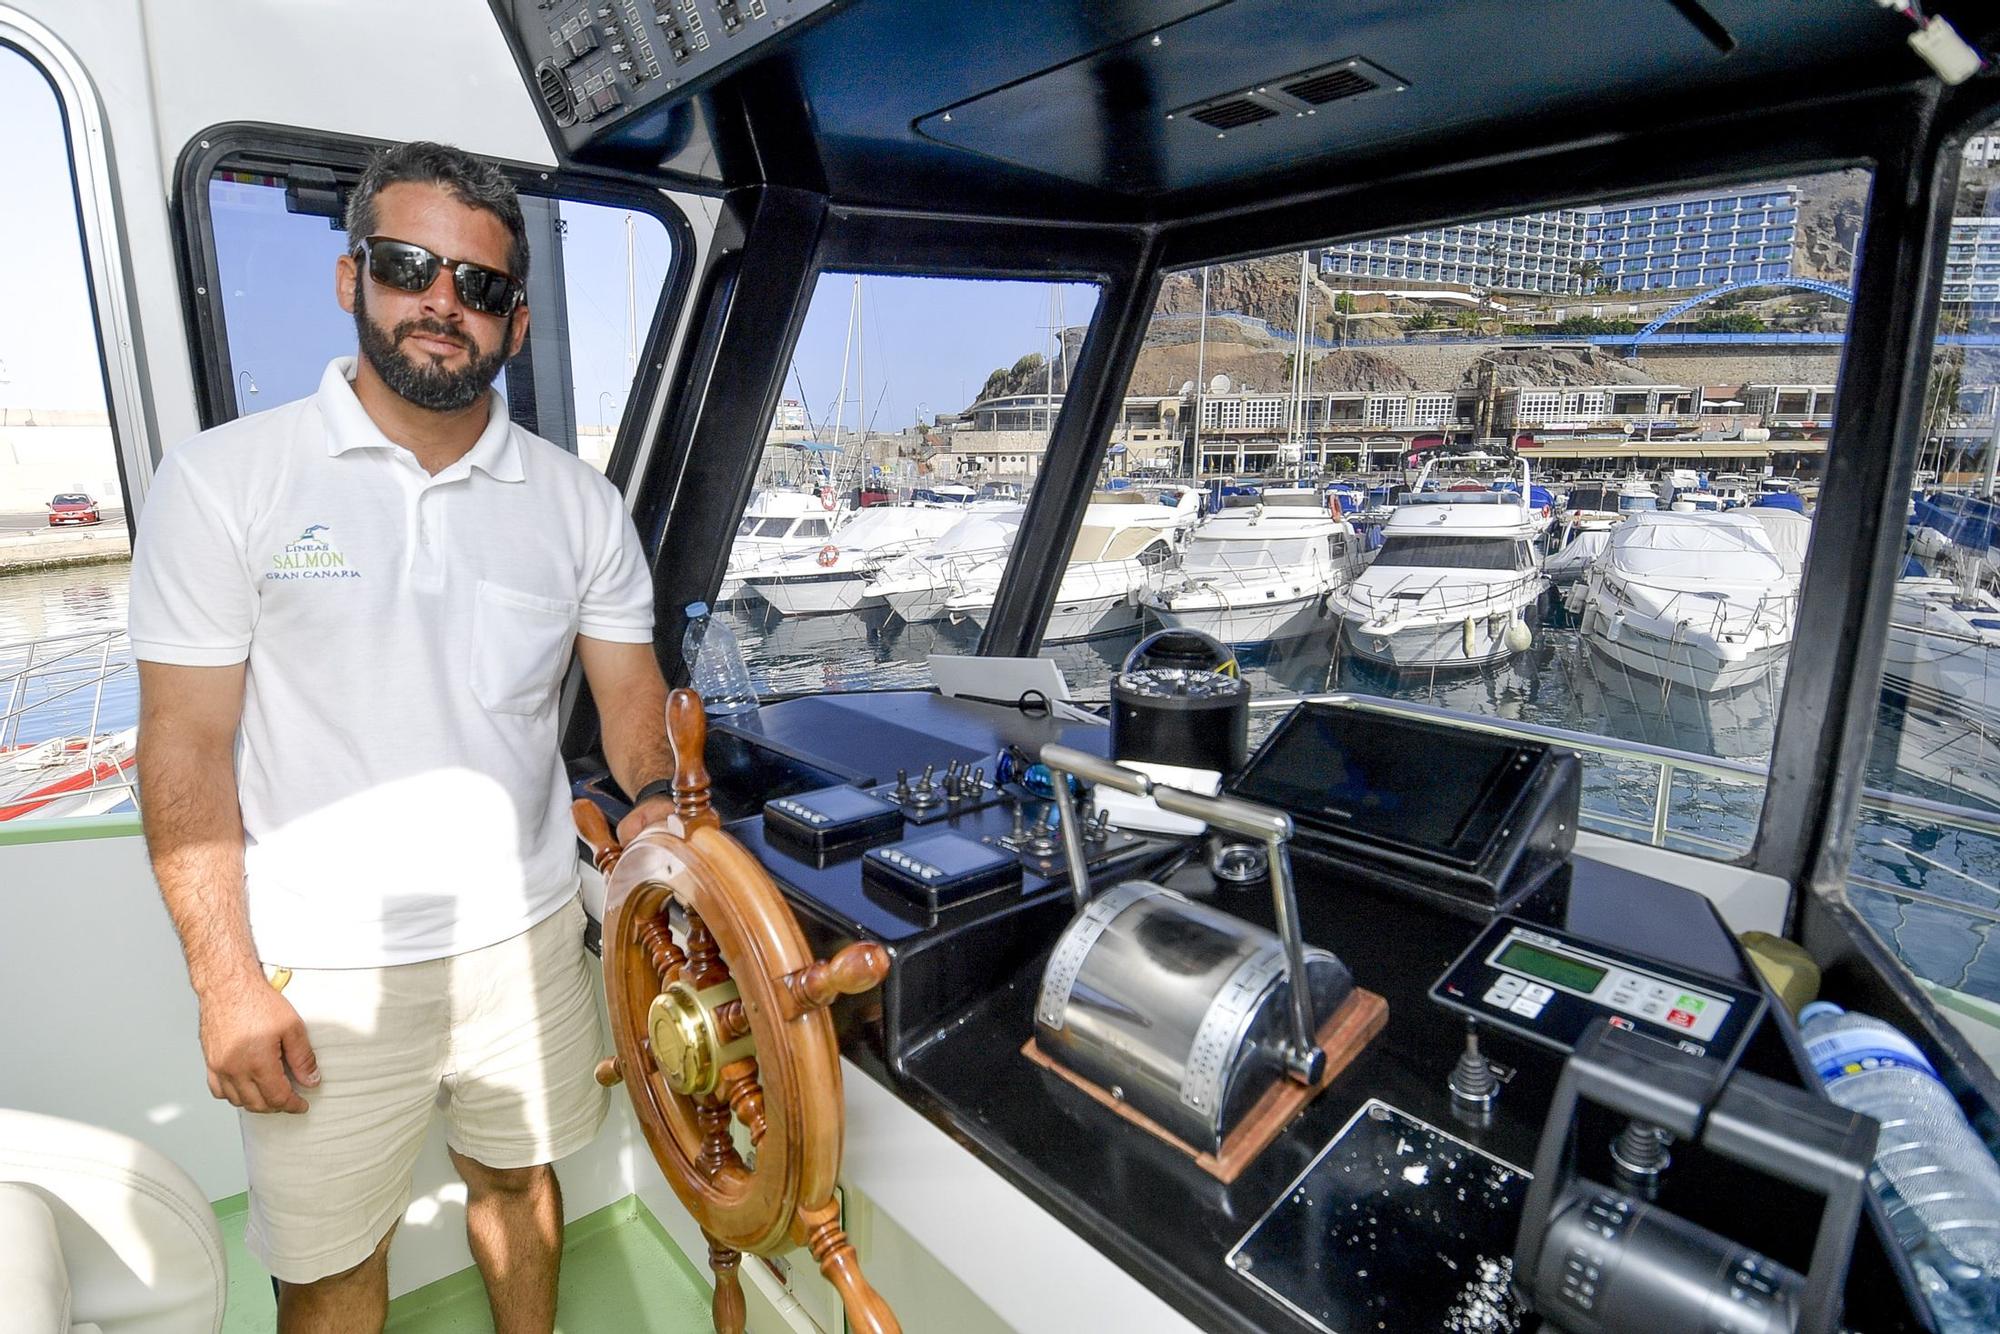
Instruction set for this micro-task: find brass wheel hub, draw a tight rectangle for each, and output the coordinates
[649,977,753,1097]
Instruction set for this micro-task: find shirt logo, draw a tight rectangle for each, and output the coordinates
[267,523,361,582]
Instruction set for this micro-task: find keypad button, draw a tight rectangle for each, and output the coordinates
[1509,996,1545,1017]
[1521,983,1554,1004]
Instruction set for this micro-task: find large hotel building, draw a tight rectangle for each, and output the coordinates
[1317,186,1800,296]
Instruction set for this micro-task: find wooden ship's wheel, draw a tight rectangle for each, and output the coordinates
[574,689,898,1334]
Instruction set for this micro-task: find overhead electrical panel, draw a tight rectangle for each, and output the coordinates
[492,0,835,159]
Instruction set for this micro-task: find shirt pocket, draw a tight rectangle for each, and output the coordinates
[470,580,579,715]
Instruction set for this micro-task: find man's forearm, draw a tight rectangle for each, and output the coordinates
[139,737,258,994]
[601,668,674,800]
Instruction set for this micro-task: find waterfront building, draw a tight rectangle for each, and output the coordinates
[1944,216,2000,304]
[1318,185,1798,296]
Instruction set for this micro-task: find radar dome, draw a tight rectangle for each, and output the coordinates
[1208,373,1233,396]
[1179,379,1196,396]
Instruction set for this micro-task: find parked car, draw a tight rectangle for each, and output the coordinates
[46,494,101,526]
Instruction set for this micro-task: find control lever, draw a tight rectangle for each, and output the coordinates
[1039,743,1323,1086]
[1448,1020,1497,1106]
[1515,1021,1875,1334]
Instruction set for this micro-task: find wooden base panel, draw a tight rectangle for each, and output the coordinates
[1021,988,1389,1185]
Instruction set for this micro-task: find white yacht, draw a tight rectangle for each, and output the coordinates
[716,488,848,604]
[1883,576,2000,732]
[861,504,1024,624]
[947,491,1199,641]
[1330,465,1547,670]
[1578,511,1797,692]
[1138,490,1362,645]
[741,505,965,616]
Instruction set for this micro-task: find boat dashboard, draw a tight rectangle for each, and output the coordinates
[577,690,1928,1334]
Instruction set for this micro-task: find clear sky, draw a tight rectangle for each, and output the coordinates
[0,48,109,412]
[1,41,1098,445]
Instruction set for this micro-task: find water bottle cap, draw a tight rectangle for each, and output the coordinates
[1798,1000,1846,1026]
[685,601,710,619]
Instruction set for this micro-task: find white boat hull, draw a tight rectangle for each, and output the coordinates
[1581,604,1785,692]
[1341,608,1530,670]
[881,582,955,625]
[1147,590,1327,645]
[746,570,883,616]
[954,590,1140,642]
[1883,623,2000,733]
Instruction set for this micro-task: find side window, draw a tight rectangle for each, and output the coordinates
[204,165,675,469]
[1843,131,2000,1052]
[719,272,1100,697]
[0,46,136,822]
[1091,169,1867,868]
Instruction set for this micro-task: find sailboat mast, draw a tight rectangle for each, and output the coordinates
[1191,266,1209,480]
[625,213,637,373]
[828,275,858,489]
[854,279,866,491]
[1291,250,1310,476]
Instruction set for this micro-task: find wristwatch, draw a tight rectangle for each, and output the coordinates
[634,777,678,808]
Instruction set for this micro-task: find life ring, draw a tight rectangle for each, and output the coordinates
[816,545,839,568]
[819,488,838,511]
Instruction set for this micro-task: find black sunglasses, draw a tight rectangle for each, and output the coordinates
[354,236,524,317]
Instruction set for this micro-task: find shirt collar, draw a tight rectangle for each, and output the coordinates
[317,357,524,483]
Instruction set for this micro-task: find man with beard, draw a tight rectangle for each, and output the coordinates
[129,142,676,1332]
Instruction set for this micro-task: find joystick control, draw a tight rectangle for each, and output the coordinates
[1448,1021,1497,1106]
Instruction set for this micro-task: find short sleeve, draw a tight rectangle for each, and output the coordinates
[127,449,257,665]
[577,482,655,644]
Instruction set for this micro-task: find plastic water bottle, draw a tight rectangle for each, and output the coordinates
[681,601,758,717]
[1800,1002,2000,1332]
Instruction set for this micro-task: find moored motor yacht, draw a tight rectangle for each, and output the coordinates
[1882,576,2000,733]
[716,488,849,604]
[861,504,1024,624]
[1329,463,1547,670]
[1138,489,1362,645]
[1578,511,1797,692]
[741,504,965,615]
[947,490,1199,641]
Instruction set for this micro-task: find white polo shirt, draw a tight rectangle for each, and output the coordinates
[130,359,655,968]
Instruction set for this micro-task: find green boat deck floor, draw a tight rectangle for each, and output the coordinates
[215,1194,714,1332]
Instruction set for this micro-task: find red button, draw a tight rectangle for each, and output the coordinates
[1608,1016,1634,1031]
[1667,1008,1696,1028]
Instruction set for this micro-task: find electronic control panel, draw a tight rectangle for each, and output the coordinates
[1432,917,1765,1062]
[495,0,835,156]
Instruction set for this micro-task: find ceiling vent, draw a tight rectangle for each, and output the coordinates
[1281,64,1379,107]
[1189,98,1279,131]
[1171,56,1404,135]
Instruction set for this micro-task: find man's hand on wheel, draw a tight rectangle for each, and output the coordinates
[199,973,318,1114]
[617,794,679,847]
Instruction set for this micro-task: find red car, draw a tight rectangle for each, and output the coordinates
[47,493,101,527]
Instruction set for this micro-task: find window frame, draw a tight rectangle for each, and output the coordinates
[169,122,697,495]
[0,18,152,525]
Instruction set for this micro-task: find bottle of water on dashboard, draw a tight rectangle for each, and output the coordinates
[1799,1001,2000,1333]
[681,601,758,717]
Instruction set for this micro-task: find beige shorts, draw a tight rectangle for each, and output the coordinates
[241,895,608,1283]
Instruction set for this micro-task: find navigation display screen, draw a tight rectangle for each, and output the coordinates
[1495,940,1607,994]
[1232,703,1535,864]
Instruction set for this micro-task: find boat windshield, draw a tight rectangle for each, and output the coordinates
[1375,535,1532,571]
[1184,537,1315,571]
[1619,494,1659,512]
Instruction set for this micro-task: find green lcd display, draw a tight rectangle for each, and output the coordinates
[1495,940,1608,994]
